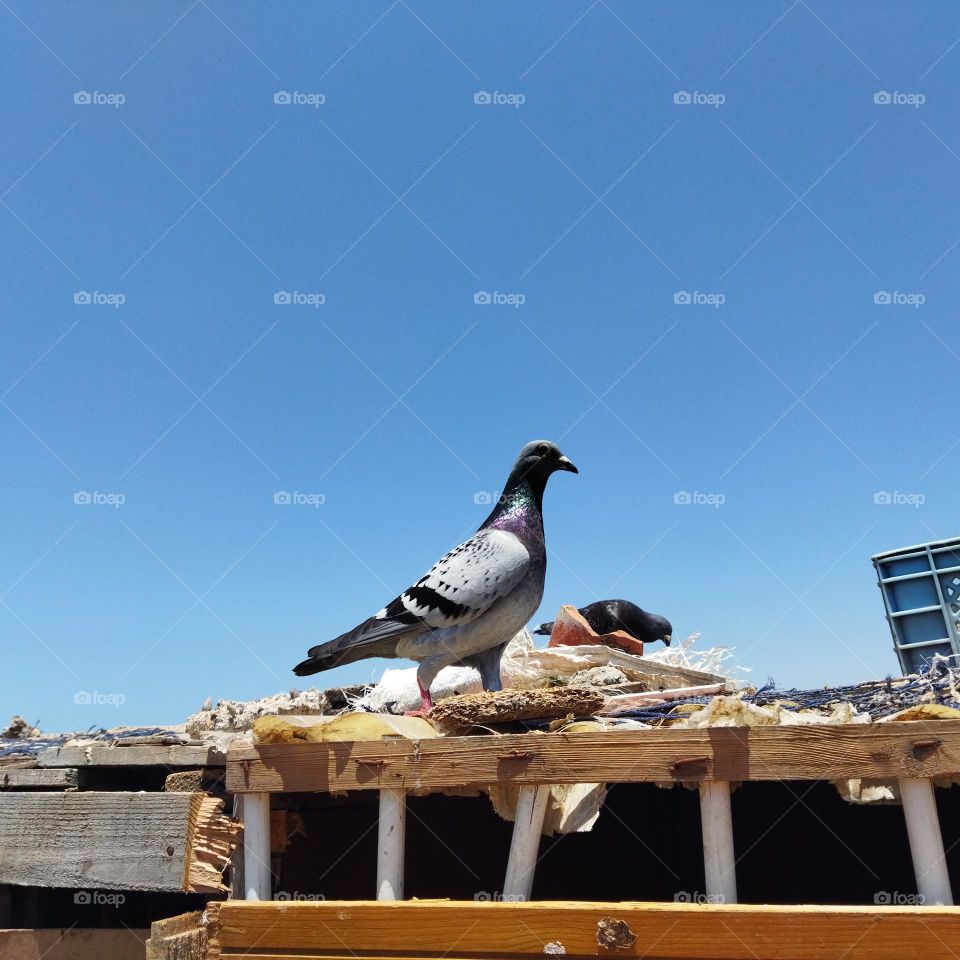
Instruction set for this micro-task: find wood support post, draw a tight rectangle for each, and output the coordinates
[700,781,737,904]
[899,777,953,905]
[503,785,550,901]
[376,788,407,901]
[242,793,272,901]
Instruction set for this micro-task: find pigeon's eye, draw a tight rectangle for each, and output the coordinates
[536,443,550,456]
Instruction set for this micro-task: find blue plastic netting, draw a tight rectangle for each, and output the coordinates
[0,726,180,760]
[606,655,960,724]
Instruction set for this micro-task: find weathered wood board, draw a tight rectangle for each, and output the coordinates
[207,899,960,960]
[0,768,79,790]
[146,910,207,960]
[227,719,960,793]
[0,927,148,960]
[0,791,239,892]
[37,744,225,768]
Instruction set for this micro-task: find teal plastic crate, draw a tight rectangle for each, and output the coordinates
[872,536,960,674]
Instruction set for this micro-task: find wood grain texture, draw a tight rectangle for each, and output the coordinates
[187,795,243,893]
[0,791,238,892]
[146,911,207,960]
[226,720,960,793]
[0,928,148,960]
[37,744,225,768]
[0,767,79,790]
[206,900,960,960]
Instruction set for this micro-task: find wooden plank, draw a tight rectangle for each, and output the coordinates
[164,768,226,793]
[37,744,225,768]
[226,720,960,793]
[0,768,79,790]
[206,900,960,960]
[189,792,244,893]
[146,911,207,960]
[0,791,239,892]
[0,928,148,960]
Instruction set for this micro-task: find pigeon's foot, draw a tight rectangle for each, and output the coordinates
[411,679,434,715]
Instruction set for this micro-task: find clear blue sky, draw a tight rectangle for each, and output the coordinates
[3,2,959,732]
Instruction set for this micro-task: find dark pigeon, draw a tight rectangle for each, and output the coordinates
[294,440,577,711]
[534,599,673,648]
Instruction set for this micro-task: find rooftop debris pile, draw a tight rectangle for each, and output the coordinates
[7,634,960,763]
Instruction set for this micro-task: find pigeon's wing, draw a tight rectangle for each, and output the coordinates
[387,527,531,629]
[297,529,530,672]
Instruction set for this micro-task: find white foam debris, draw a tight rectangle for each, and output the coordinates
[185,688,330,736]
[642,632,750,686]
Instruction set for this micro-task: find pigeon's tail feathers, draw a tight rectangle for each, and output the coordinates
[532,621,554,636]
[293,616,417,676]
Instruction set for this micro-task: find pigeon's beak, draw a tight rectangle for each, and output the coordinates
[663,634,672,646]
[556,455,578,474]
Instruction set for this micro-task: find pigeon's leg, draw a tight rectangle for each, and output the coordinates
[416,677,434,712]
[405,659,443,716]
[472,642,507,692]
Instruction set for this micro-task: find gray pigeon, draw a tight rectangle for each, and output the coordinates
[293,440,577,711]
[535,600,673,647]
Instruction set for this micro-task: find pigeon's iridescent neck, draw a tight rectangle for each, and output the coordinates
[485,480,544,544]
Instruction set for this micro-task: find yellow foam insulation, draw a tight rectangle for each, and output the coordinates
[252,712,438,744]
[879,703,960,722]
[674,695,870,728]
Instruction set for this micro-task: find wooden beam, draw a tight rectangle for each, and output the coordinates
[37,744,225,768]
[226,720,960,794]
[0,768,79,790]
[0,792,239,892]
[205,899,960,959]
